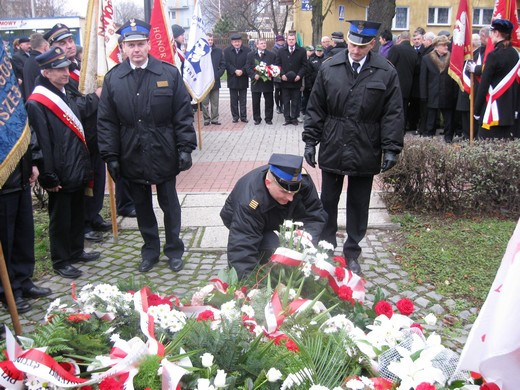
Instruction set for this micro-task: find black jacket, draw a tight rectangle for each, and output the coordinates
[11,50,29,81]
[387,41,417,99]
[97,55,196,185]
[220,165,326,279]
[303,50,404,176]
[23,50,44,99]
[26,76,91,191]
[324,42,347,59]
[209,45,226,91]
[223,45,251,90]
[456,49,480,112]
[420,50,459,109]
[474,41,519,126]
[304,54,324,91]
[275,45,307,89]
[246,49,276,93]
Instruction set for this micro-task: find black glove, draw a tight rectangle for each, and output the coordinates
[107,161,120,181]
[178,151,192,172]
[381,151,398,173]
[304,144,316,168]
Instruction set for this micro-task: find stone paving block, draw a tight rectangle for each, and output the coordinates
[426,291,444,301]
[415,297,430,308]
[386,273,400,280]
[183,193,228,207]
[430,304,445,315]
[198,226,228,249]
[386,282,398,292]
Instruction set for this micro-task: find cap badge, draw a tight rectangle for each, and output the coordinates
[357,21,365,33]
[130,19,137,31]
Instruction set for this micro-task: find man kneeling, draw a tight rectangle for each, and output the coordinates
[220,154,326,280]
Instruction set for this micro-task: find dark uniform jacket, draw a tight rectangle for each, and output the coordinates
[246,49,276,93]
[23,50,44,99]
[26,76,91,191]
[220,165,326,279]
[456,49,480,112]
[11,50,29,81]
[325,42,347,59]
[304,54,324,92]
[420,50,459,109]
[209,45,226,91]
[474,41,519,127]
[303,50,404,176]
[97,55,196,185]
[275,45,307,89]
[387,41,417,100]
[223,45,251,90]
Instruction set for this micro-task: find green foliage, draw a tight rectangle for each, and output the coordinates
[31,314,73,357]
[117,275,158,293]
[134,355,162,390]
[381,138,520,214]
[213,16,235,35]
[33,207,52,278]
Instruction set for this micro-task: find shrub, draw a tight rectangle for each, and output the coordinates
[380,138,520,215]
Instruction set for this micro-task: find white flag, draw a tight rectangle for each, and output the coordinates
[182,0,214,102]
[456,219,520,389]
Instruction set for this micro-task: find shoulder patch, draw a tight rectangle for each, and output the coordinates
[249,199,259,209]
[301,168,308,175]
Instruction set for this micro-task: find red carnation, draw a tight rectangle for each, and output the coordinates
[338,285,354,304]
[285,338,299,353]
[273,334,287,345]
[334,266,346,281]
[67,313,91,323]
[240,286,247,294]
[370,377,393,390]
[374,300,393,318]
[396,298,415,316]
[480,384,500,390]
[416,383,436,390]
[333,256,346,267]
[410,322,424,333]
[147,294,173,309]
[99,376,125,390]
[196,310,215,322]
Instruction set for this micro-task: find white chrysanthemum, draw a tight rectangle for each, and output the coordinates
[321,314,355,334]
[304,247,318,256]
[345,378,365,389]
[288,288,298,300]
[283,220,295,229]
[314,258,329,271]
[247,289,261,299]
[109,333,121,343]
[220,300,239,320]
[241,304,255,317]
[318,240,334,251]
[310,385,330,390]
[302,262,313,277]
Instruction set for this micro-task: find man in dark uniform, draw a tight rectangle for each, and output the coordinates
[26,47,101,279]
[303,20,404,274]
[23,33,50,99]
[11,36,30,96]
[220,154,326,280]
[324,31,347,59]
[246,38,276,125]
[98,19,197,273]
[224,33,251,123]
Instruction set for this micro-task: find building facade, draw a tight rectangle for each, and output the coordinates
[166,0,194,35]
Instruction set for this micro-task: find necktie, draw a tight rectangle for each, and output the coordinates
[290,46,294,54]
[134,67,144,85]
[352,62,360,75]
[236,48,240,54]
[259,51,263,58]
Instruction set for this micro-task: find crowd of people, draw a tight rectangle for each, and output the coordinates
[2,16,518,313]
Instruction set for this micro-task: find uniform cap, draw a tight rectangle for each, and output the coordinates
[305,45,315,50]
[347,20,381,45]
[43,23,73,45]
[35,46,71,69]
[315,45,323,51]
[230,33,242,40]
[171,24,185,38]
[331,31,344,40]
[491,19,514,35]
[18,36,30,44]
[268,154,303,193]
[116,19,151,42]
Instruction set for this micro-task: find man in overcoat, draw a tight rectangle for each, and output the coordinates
[201,33,226,126]
[303,20,404,274]
[97,19,197,273]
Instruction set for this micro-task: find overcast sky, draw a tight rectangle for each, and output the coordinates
[64,0,143,17]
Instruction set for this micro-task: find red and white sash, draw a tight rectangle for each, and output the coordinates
[482,55,520,129]
[28,85,86,145]
[69,68,81,82]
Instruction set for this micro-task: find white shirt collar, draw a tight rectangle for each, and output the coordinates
[348,52,367,72]
[130,58,149,69]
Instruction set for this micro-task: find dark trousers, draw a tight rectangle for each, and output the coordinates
[274,85,282,110]
[302,89,311,115]
[116,177,135,216]
[128,178,184,262]
[84,152,106,232]
[426,108,454,141]
[402,98,409,130]
[48,189,85,268]
[230,88,247,120]
[282,88,301,121]
[319,172,373,261]
[0,187,35,298]
[408,96,421,131]
[459,111,480,140]
[419,100,428,135]
[252,91,274,122]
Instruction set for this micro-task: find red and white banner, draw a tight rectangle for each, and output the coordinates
[133,287,165,357]
[449,0,472,93]
[483,0,520,64]
[457,219,520,389]
[149,0,175,64]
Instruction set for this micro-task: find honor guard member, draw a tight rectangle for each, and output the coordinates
[303,20,404,274]
[26,47,101,279]
[97,19,197,273]
[220,154,326,280]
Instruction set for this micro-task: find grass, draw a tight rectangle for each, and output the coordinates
[33,205,52,279]
[391,213,516,310]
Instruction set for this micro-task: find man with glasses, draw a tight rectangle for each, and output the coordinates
[220,154,326,280]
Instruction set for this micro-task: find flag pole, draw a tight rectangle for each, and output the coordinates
[197,102,202,150]
[106,172,119,242]
[0,243,22,335]
[468,0,474,145]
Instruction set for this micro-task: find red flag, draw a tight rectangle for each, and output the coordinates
[149,0,175,64]
[483,0,520,63]
[449,0,473,93]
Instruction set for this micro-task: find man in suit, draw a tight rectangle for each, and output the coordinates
[388,31,418,130]
[202,33,226,126]
[223,33,251,123]
[272,35,286,114]
[246,38,276,125]
[23,33,49,99]
[408,31,424,133]
[275,33,307,126]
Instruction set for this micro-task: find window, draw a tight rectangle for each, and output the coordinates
[427,7,451,25]
[168,10,176,20]
[392,7,409,30]
[473,8,493,26]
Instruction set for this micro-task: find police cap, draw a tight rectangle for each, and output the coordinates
[347,20,382,45]
[491,19,514,35]
[43,23,73,45]
[35,46,71,69]
[268,154,303,193]
[117,19,151,42]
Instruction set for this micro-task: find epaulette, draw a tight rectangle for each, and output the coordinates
[322,56,334,64]
[301,168,308,175]
[249,199,259,210]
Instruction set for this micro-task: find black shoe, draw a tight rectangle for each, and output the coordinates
[92,220,112,232]
[204,121,210,126]
[76,251,101,263]
[84,231,103,242]
[119,209,137,218]
[139,258,158,273]
[283,121,292,126]
[168,257,184,272]
[292,119,299,125]
[54,265,83,279]
[3,297,32,314]
[254,120,261,125]
[211,121,221,125]
[240,118,248,123]
[265,120,273,125]
[23,286,52,299]
[347,259,362,275]
[232,118,239,123]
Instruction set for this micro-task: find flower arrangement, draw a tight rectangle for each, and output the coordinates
[253,60,281,83]
[0,221,491,390]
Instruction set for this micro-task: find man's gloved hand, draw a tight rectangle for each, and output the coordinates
[381,151,398,173]
[107,161,120,181]
[465,61,476,73]
[474,115,481,121]
[304,144,316,168]
[178,151,192,172]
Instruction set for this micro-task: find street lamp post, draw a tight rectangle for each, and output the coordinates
[144,0,153,22]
